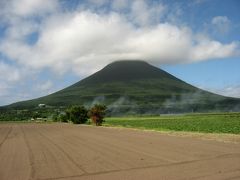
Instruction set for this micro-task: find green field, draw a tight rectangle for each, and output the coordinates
[104,113,240,134]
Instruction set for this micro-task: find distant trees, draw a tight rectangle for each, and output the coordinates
[88,104,107,126]
[0,108,54,121]
[0,104,107,124]
[0,109,34,121]
[50,104,107,125]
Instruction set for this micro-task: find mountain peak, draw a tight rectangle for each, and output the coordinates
[79,60,174,85]
[106,60,149,66]
[6,60,240,114]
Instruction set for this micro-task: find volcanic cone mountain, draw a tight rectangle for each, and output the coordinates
[6,60,240,114]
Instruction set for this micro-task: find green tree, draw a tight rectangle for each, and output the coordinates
[32,112,39,120]
[52,114,59,122]
[59,114,68,122]
[88,104,107,126]
[68,106,88,124]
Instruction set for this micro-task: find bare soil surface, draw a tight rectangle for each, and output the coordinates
[0,123,240,180]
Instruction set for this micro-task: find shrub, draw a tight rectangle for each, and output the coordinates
[68,106,88,124]
[59,114,68,122]
[88,104,107,126]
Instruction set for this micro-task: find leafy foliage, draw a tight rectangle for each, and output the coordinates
[88,104,107,126]
[59,114,68,122]
[67,106,88,124]
[0,108,55,121]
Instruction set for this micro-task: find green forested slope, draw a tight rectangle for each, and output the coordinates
[5,60,240,114]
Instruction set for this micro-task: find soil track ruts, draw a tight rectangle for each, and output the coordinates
[0,125,12,147]
[0,123,240,180]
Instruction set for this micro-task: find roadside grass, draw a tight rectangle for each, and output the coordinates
[103,113,240,134]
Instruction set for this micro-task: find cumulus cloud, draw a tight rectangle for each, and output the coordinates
[111,0,129,10]
[0,0,240,105]
[130,0,166,26]
[0,61,31,105]
[87,0,109,7]
[211,16,231,34]
[190,38,239,61]
[1,7,239,77]
[0,61,21,82]
[0,64,55,105]
[0,0,58,19]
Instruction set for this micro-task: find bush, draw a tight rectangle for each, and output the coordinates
[59,114,68,122]
[88,104,107,126]
[68,106,88,124]
[52,113,59,122]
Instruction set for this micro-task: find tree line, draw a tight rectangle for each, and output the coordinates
[0,104,107,126]
[54,104,107,126]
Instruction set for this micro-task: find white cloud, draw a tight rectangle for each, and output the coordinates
[203,85,240,98]
[0,60,40,105]
[191,39,239,61]
[0,82,11,97]
[87,0,109,7]
[0,61,21,82]
[0,0,239,105]
[36,80,53,92]
[0,0,58,19]
[111,0,129,10]
[212,16,230,25]
[0,62,29,105]
[211,16,231,34]
[130,0,166,26]
[0,90,34,106]
[1,9,239,77]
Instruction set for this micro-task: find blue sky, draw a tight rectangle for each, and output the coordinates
[0,0,239,106]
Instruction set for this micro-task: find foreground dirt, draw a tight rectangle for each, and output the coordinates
[0,123,239,180]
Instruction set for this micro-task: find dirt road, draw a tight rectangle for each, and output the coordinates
[0,123,239,180]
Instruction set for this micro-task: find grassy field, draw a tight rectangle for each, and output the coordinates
[104,113,240,134]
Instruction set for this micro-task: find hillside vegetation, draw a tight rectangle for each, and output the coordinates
[3,60,240,114]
